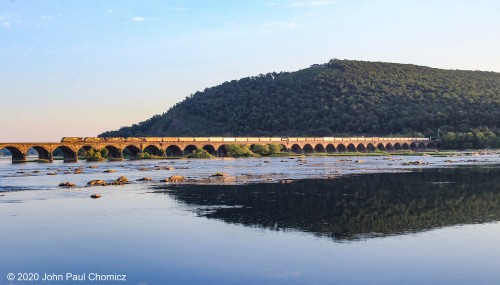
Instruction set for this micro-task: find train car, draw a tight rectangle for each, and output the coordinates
[288,138,298,142]
[323,137,334,141]
[178,137,195,142]
[84,137,103,143]
[160,137,178,142]
[122,137,143,142]
[270,138,281,142]
[144,137,164,142]
[195,137,209,142]
[61,137,84,143]
[223,138,236,142]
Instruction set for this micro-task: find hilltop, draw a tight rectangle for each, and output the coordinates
[100,59,500,148]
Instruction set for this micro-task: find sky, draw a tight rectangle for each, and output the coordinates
[1,0,500,142]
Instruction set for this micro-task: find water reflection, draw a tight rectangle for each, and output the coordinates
[156,166,500,241]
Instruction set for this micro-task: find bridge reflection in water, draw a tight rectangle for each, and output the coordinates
[0,136,439,163]
[157,166,500,241]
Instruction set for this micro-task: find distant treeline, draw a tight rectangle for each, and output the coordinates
[101,59,499,149]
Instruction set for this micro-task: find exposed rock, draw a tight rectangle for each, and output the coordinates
[211,172,226,177]
[74,169,83,174]
[58,182,76,187]
[165,166,175,170]
[356,160,366,163]
[33,170,41,173]
[136,177,152,181]
[115,176,128,184]
[161,175,185,183]
[47,172,57,175]
[87,165,99,169]
[90,194,101,199]
[87,180,107,186]
[279,179,294,184]
[402,161,428,166]
[103,169,116,173]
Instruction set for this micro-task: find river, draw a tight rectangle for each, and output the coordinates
[1,153,500,285]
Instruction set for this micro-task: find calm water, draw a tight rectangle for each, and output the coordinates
[1,156,500,285]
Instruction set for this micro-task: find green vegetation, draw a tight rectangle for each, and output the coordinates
[85,148,105,162]
[251,143,283,156]
[441,128,500,149]
[225,144,257,157]
[187,148,213,158]
[100,148,109,158]
[141,152,164,159]
[100,60,500,149]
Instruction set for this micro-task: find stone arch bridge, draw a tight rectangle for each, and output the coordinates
[0,137,439,163]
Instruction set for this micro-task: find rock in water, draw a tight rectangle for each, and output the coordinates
[161,175,185,183]
[87,180,107,186]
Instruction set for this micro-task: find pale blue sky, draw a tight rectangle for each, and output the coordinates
[1,0,499,141]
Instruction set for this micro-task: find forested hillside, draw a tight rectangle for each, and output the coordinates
[101,59,500,148]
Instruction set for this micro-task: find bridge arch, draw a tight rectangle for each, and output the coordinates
[123,145,141,159]
[337,144,346,152]
[279,144,287,153]
[326,144,336,153]
[418,142,426,151]
[202,145,217,156]
[356,143,366,152]
[166,145,182,157]
[30,146,52,161]
[377,143,385,151]
[217,145,228,157]
[184,145,198,156]
[53,146,78,162]
[394,143,402,151]
[103,145,122,160]
[402,143,410,151]
[1,146,26,163]
[291,144,302,154]
[366,143,376,152]
[347,143,356,152]
[144,145,162,157]
[410,143,418,151]
[303,144,314,154]
[386,143,394,152]
[314,144,325,153]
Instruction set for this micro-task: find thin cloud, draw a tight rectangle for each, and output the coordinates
[290,0,337,7]
[0,16,11,28]
[131,17,145,22]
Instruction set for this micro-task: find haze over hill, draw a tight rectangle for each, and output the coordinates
[101,59,500,147]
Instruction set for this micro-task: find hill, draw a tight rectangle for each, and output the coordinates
[100,59,500,148]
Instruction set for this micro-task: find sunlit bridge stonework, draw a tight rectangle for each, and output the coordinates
[0,137,439,163]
